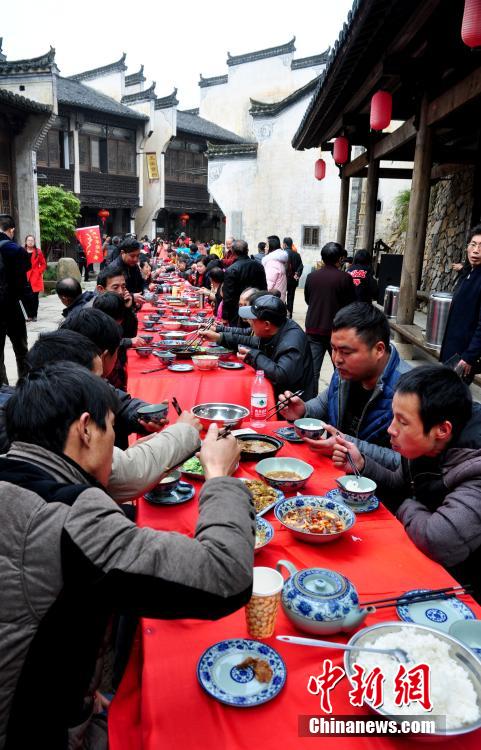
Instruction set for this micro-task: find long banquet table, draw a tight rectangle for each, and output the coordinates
[109,289,481,749]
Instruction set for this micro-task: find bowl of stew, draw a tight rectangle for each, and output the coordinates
[274,495,355,544]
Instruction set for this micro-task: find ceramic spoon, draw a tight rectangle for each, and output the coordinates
[276,635,408,664]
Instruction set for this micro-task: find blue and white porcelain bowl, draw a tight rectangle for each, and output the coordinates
[294,418,326,441]
[336,475,377,504]
[274,495,355,544]
[255,516,274,552]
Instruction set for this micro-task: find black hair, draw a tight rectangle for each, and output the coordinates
[27,330,100,371]
[189,243,198,252]
[332,302,391,349]
[0,214,15,232]
[93,292,126,320]
[56,277,82,300]
[61,308,121,355]
[209,267,224,283]
[233,240,249,257]
[321,242,343,266]
[119,238,141,253]
[258,241,266,252]
[283,237,293,249]
[467,225,481,244]
[97,267,126,288]
[353,249,372,266]
[6,362,119,453]
[267,235,281,252]
[396,365,472,438]
[197,256,209,268]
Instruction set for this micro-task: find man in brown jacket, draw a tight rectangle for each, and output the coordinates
[304,242,355,394]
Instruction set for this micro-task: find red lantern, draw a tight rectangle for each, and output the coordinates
[97,209,110,226]
[333,136,349,165]
[370,90,392,131]
[179,213,190,226]
[462,0,481,48]
[314,158,326,180]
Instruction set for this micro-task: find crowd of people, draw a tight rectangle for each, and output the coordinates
[2,212,481,747]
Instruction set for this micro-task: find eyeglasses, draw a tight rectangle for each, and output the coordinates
[468,241,481,249]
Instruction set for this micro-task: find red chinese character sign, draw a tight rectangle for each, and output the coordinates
[75,225,103,265]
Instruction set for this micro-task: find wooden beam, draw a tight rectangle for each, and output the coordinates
[344,117,417,177]
[363,157,379,252]
[428,67,481,126]
[344,152,369,178]
[397,96,433,326]
[337,176,350,247]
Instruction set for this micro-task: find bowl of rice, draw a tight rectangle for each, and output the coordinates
[336,475,377,504]
[344,622,481,737]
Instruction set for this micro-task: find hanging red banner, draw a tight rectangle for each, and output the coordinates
[75,225,103,265]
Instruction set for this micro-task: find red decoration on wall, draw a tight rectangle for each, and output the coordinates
[97,209,110,226]
[314,158,326,180]
[462,0,481,48]
[179,213,190,226]
[333,136,349,165]
[370,90,393,131]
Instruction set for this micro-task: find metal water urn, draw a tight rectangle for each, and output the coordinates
[383,285,400,319]
[425,291,453,350]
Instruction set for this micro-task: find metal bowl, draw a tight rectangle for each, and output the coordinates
[274,495,355,543]
[345,622,481,738]
[255,457,314,491]
[182,321,201,332]
[336,475,377,504]
[236,433,283,461]
[192,402,250,429]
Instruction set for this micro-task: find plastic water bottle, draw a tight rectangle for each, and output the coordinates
[251,370,268,428]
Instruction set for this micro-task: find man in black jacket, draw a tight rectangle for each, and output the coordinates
[215,294,315,400]
[106,238,145,304]
[0,214,30,385]
[222,240,267,324]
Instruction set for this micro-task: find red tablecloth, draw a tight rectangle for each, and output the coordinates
[109,421,481,750]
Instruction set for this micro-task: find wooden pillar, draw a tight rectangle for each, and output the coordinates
[336,175,350,247]
[397,96,433,325]
[362,156,379,251]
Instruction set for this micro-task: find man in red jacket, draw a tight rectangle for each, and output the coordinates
[304,242,355,395]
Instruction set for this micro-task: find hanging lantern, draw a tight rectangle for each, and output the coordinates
[314,158,326,180]
[97,209,110,226]
[462,0,481,48]
[179,213,190,226]
[333,136,349,165]
[370,90,392,131]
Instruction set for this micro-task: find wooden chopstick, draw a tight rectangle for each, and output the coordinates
[360,585,471,608]
[265,389,304,420]
[172,397,182,416]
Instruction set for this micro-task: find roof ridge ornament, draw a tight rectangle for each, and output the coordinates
[154,88,179,109]
[68,53,127,82]
[226,37,296,67]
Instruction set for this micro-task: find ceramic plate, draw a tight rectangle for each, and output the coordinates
[274,426,303,443]
[239,477,285,516]
[197,638,286,707]
[397,589,476,632]
[325,488,379,513]
[219,361,245,370]
[168,364,194,372]
[255,516,274,552]
[144,481,195,505]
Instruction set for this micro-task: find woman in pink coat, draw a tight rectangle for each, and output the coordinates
[262,235,288,301]
[25,234,47,321]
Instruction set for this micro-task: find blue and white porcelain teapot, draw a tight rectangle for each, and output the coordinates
[276,560,374,635]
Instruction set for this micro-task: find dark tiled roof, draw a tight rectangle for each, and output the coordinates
[198,73,228,89]
[0,87,52,113]
[68,53,127,82]
[176,111,246,143]
[0,47,57,74]
[125,65,145,86]
[57,76,148,120]
[227,37,296,67]
[121,81,156,104]
[250,76,320,118]
[291,50,330,70]
[0,38,5,62]
[154,88,179,110]
[182,107,199,115]
[207,142,258,159]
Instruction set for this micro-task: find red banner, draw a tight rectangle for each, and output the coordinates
[75,225,103,265]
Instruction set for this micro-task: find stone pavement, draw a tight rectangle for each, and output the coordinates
[4,285,481,402]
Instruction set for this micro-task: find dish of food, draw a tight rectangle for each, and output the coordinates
[238,439,276,454]
[243,479,279,514]
[254,516,274,551]
[181,456,204,476]
[282,506,345,534]
[264,470,303,481]
[235,657,273,683]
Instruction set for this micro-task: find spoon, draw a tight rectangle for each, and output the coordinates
[276,635,409,664]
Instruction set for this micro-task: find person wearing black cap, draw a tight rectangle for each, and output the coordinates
[221,294,315,400]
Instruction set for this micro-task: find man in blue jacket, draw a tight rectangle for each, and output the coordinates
[0,214,29,385]
[279,303,410,468]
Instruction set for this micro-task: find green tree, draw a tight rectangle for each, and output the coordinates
[393,189,411,234]
[38,185,81,255]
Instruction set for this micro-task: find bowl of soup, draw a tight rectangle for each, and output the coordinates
[255,457,313,491]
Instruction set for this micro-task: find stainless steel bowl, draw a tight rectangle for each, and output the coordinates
[345,622,481,738]
[192,402,250,429]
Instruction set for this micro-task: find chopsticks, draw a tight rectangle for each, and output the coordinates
[360,585,472,609]
[189,318,215,350]
[141,366,167,374]
[172,397,182,416]
[215,389,305,442]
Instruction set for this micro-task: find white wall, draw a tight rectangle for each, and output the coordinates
[77,70,124,102]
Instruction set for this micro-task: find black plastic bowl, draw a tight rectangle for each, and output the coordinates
[235,433,284,461]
